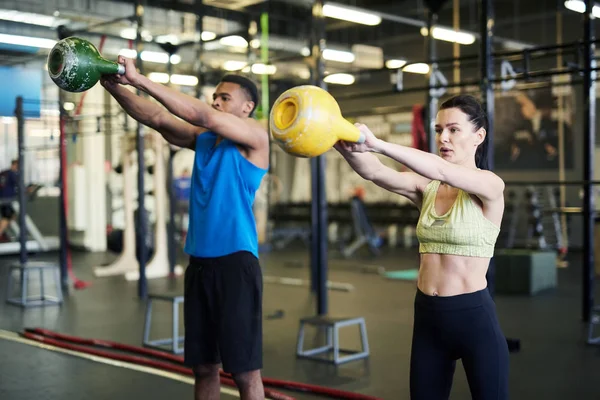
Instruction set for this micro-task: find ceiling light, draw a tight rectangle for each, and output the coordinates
[170,74,198,86]
[324,73,355,85]
[223,60,247,71]
[403,63,430,74]
[118,49,179,64]
[119,49,137,58]
[386,59,407,69]
[219,35,248,48]
[0,9,68,27]
[119,28,152,41]
[0,33,56,49]
[251,63,276,75]
[141,51,169,63]
[323,49,355,63]
[148,73,169,83]
[155,34,180,45]
[420,26,475,45]
[201,31,217,41]
[564,0,600,17]
[322,3,381,26]
[300,47,311,57]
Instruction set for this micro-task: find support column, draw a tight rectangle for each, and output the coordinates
[582,0,596,323]
[425,9,438,155]
[135,0,148,299]
[310,0,328,316]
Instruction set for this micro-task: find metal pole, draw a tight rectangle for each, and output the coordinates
[15,96,27,265]
[135,0,148,299]
[310,0,328,316]
[425,10,438,155]
[58,94,69,289]
[480,0,496,295]
[582,0,596,323]
[480,0,495,171]
[194,3,204,100]
[166,55,176,275]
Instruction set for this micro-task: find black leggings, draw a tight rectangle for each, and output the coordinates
[410,287,509,400]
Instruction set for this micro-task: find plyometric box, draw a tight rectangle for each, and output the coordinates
[495,249,557,295]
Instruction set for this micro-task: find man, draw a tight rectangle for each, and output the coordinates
[101,56,269,400]
[0,159,19,239]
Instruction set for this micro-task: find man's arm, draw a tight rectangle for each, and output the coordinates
[133,74,265,150]
[100,78,201,150]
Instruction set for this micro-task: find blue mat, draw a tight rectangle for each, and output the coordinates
[383,269,419,281]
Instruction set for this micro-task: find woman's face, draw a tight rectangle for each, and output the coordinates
[435,107,485,167]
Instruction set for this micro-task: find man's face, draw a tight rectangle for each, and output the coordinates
[211,82,254,118]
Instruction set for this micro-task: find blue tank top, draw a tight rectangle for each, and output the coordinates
[184,132,268,258]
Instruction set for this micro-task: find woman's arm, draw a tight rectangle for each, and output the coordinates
[345,124,504,203]
[372,140,504,202]
[335,142,429,206]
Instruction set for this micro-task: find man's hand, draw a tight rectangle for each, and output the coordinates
[100,56,140,90]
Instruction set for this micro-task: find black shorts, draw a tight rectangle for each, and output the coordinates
[183,251,263,374]
[0,204,15,219]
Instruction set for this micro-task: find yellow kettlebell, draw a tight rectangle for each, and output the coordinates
[269,85,365,158]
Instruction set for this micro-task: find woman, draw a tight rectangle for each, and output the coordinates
[335,95,509,400]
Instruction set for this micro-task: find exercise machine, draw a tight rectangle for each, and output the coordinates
[0,186,60,255]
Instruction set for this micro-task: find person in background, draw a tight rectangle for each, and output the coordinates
[0,159,19,240]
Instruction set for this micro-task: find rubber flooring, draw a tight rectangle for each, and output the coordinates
[0,330,231,400]
[0,246,599,399]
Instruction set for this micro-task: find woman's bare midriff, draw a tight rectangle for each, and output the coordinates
[417,253,490,297]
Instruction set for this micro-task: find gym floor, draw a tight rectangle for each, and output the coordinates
[0,246,599,400]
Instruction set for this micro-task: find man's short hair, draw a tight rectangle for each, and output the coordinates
[220,74,259,116]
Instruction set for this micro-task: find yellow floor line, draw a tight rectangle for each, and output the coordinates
[0,329,239,398]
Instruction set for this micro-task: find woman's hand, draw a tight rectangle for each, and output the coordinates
[335,123,381,154]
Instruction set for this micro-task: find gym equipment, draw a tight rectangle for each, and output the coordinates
[47,36,124,93]
[296,316,370,365]
[143,293,184,354]
[94,134,183,280]
[340,196,383,258]
[383,269,419,281]
[0,198,60,255]
[494,249,557,295]
[5,261,63,307]
[269,85,365,158]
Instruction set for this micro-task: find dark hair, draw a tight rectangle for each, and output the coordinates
[220,74,259,116]
[439,94,490,170]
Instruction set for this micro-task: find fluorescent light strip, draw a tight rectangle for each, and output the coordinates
[564,0,600,17]
[323,49,355,63]
[223,60,247,71]
[323,3,381,26]
[0,33,56,49]
[170,74,198,86]
[403,63,430,74]
[386,59,407,69]
[219,35,248,48]
[251,63,276,75]
[148,73,198,86]
[420,26,475,45]
[324,73,355,85]
[118,49,180,65]
[0,9,69,27]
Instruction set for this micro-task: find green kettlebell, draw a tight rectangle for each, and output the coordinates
[47,36,125,93]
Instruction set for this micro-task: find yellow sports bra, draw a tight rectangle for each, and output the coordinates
[416,180,500,258]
